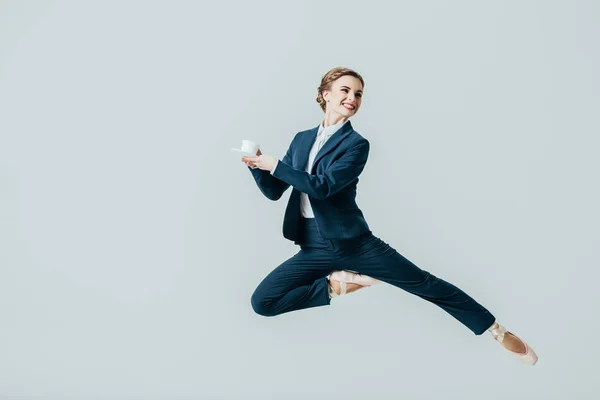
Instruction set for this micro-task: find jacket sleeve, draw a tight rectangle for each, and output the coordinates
[271,139,369,200]
[247,136,295,201]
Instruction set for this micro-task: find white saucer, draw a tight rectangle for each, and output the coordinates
[231,148,259,169]
[230,148,257,156]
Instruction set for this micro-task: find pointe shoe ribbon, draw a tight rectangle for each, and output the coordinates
[489,324,506,343]
[330,270,381,286]
[490,323,538,365]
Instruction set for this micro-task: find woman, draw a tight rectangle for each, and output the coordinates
[241,67,537,365]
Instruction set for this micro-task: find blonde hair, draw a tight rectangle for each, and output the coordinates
[316,67,365,112]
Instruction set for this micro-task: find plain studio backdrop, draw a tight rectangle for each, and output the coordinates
[0,1,598,399]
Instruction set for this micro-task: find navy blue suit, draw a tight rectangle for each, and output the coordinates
[249,120,370,241]
[249,121,496,336]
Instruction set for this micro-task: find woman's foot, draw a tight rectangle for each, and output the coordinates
[327,270,380,298]
[488,321,538,365]
[328,279,363,296]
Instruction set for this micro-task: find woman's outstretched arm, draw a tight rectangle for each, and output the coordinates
[263,139,369,200]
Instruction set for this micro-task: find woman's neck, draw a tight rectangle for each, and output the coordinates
[322,113,349,128]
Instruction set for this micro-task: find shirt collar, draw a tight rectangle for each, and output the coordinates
[318,118,350,137]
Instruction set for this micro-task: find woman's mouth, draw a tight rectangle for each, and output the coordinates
[343,104,355,111]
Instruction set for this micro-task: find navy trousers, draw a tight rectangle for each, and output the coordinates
[251,218,496,335]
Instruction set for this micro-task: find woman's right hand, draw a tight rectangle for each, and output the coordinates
[242,148,262,167]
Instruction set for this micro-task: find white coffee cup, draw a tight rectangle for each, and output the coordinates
[240,140,259,154]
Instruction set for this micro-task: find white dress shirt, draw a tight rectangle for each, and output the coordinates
[270,119,350,218]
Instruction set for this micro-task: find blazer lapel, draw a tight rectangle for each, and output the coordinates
[298,124,320,171]
[310,120,354,174]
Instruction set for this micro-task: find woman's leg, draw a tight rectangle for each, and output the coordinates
[334,233,496,335]
[250,247,334,317]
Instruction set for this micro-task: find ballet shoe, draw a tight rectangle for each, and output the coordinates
[489,322,538,365]
[328,270,380,298]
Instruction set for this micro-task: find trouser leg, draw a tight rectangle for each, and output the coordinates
[335,233,496,335]
[250,247,334,317]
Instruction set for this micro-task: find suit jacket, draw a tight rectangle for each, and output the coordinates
[248,120,371,241]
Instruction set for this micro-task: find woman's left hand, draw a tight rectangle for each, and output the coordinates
[242,154,277,172]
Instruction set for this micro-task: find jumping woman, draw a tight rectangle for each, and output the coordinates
[241,67,537,365]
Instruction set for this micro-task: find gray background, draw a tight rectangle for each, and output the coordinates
[1,0,598,399]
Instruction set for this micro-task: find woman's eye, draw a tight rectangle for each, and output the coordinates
[342,88,361,97]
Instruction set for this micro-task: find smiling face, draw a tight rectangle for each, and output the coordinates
[322,75,363,117]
